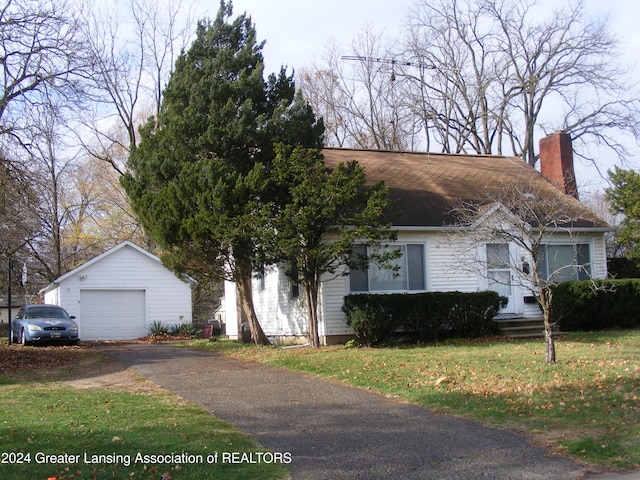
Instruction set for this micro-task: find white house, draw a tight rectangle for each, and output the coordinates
[223,132,610,345]
[41,241,193,341]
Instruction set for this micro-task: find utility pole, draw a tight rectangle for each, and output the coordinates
[7,256,12,345]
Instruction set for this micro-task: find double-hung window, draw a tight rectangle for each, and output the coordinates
[537,243,591,283]
[349,244,426,292]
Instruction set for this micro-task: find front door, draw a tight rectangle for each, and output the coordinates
[486,243,515,314]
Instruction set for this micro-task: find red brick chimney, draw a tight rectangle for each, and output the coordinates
[539,131,579,200]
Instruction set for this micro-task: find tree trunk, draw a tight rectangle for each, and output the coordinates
[544,321,556,364]
[234,263,271,346]
[235,283,248,343]
[303,278,320,347]
[541,289,557,364]
[540,287,556,364]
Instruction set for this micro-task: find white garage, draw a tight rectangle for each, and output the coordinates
[41,242,193,341]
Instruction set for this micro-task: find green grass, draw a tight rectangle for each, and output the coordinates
[185,331,640,470]
[0,347,289,480]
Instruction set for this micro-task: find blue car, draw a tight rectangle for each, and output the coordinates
[11,304,79,346]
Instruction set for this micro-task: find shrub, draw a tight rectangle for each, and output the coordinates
[607,258,640,279]
[343,291,506,346]
[550,279,640,331]
[342,295,404,346]
[147,320,170,337]
[171,323,202,337]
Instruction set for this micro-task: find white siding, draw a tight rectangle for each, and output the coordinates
[592,233,608,279]
[252,267,308,338]
[223,280,238,339]
[224,228,610,343]
[428,232,479,292]
[318,270,352,336]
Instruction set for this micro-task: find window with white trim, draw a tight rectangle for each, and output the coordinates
[537,243,591,283]
[349,244,426,292]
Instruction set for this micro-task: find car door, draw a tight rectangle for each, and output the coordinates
[11,307,25,342]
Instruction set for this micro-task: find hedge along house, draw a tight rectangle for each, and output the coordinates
[41,241,193,341]
[223,132,610,345]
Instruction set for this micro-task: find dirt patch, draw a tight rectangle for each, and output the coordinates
[59,353,167,395]
[1,341,170,396]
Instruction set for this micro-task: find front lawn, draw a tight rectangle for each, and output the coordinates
[0,344,289,480]
[186,331,640,471]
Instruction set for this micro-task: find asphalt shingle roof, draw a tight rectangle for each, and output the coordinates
[321,148,608,229]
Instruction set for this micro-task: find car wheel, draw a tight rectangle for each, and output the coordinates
[20,329,28,346]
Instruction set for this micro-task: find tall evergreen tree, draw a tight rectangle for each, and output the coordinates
[271,146,396,347]
[607,167,640,263]
[122,1,323,345]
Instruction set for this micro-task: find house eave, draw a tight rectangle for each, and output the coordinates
[392,225,463,232]
[390,225,612,233]
[541,227,613,233]
[39,282,59,296]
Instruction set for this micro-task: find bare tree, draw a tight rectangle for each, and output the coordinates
[582,190,623,258]
[61,156,150,266]
[25,102,75,281]
[0,0,87,146]
[78,0,197,174]
[454,180,606,363]
[406,0,640,166]
[302,0,640,170]
[0,0,88,287]
[0,153,41,267]
[402,0,507,155]
[487,0,638,166]
[299,28,419,151]
[298,66,350,148]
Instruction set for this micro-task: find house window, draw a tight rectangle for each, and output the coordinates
[349,244,426,292]
[537,243,591,283]
[256,266,266,291]
[287,265,300,299]
[486,243,512,297]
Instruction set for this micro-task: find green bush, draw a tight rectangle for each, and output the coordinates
[171,323,202,337]
[342,295,404,346]
[607,258,640,279]
[550,279,640,331]
[147,320,170,337]
[343,291,506,346]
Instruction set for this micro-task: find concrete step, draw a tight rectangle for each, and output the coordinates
[494,317,562,338]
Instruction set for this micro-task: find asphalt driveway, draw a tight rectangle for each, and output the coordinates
[100,343,612,480]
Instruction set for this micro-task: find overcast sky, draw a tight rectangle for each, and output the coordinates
[216,0,640,75]
[198,0,640,193]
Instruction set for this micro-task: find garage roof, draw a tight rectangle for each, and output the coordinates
[39,241,172,295]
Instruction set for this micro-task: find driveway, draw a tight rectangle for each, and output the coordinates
[100,343,618,480]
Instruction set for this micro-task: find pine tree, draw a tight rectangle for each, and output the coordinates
[607,167,640,263]
[122,1,323,345]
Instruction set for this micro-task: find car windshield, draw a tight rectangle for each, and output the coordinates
[25,307,69,319]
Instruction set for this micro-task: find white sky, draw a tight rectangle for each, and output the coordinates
[196,0,640,194]
[210,0,640,75]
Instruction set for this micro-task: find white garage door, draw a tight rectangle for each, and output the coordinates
[80,290,146,341]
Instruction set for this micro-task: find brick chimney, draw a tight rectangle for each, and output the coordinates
[539,131,579,200]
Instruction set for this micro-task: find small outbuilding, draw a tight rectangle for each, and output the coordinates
[41,241,192,341]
